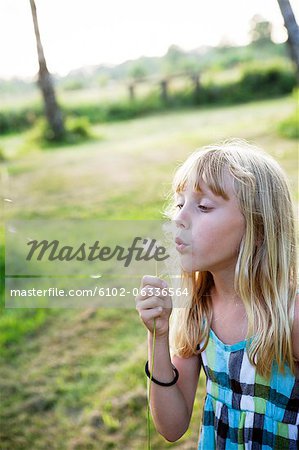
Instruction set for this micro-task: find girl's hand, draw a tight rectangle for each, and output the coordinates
[135,275,172,338]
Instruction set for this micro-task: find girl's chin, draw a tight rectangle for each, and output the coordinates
[180,263,203,273]
[179,255,205,273]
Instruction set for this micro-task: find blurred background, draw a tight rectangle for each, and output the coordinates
[0,1,298,449]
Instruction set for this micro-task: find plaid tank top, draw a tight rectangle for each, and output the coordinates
[197,328,299,449]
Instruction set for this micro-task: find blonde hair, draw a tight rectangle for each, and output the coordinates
[166,139,297,378]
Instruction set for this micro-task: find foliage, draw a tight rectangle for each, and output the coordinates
[277,90,299,139]
[0,63,296,137]
[278,112,299,139]
[163,44,187,74]
[0,309,54,355]
[239,62,296,97]
[0,78,35,95]
[128,64,148,80]
[249,15,273,46]
[0,235,53,359]
[0,105,42,134]
[0,97,297,449]
[0,241,4,302]
[66,92,164,122]
[0,40,290,96]
[26,116,95,147]
[65,116,94,140]
[61,79,86,91]
[0,147,6,162]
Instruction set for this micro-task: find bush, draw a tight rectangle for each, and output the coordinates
[61,79,86,91]
[238,63,296,99]
[0,106,42,134]
[278,113,299,139]
[65,116,92,139]
[0,64,296,135]
[26,116,95,148]
[193,64,296,105]
[277,89,299,139]
[64,93,163,124]
[0,241,4,305]
[0,147,6,162]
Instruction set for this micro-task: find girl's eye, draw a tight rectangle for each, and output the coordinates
[198,204,210,212]
[175,204,211,211]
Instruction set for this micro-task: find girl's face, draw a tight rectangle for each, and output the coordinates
[174,172,245,274]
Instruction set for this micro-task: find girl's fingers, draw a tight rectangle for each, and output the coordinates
[136,295,172,313]
[135,277,172,331]
[139,306,163,323]
[136,296,163,311]
[140,275,168,290]
[137,284,169,302]
[135,276,172,334]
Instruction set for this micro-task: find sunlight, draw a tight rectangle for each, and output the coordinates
[0,0,298,78]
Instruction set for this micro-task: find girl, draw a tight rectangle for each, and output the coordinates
[135,139,299,449]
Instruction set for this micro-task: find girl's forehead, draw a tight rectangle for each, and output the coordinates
[175,172,234,200]
[175,181,211,196]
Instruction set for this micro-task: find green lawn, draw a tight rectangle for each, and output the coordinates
[0,95,298,449]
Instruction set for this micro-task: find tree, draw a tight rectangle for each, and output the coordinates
[276,0,299,80]
[127,64,148,101]
[128,64,147,82]
[163,45,186,75]
[29,0,65,140]
[249,15,273,46]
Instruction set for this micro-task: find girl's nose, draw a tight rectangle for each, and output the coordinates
[174,210,190,229]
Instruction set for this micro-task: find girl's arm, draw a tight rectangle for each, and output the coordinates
[148,331,201,442]
[136,275,201,442]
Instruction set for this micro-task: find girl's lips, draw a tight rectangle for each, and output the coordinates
[175,237,189,252]
[175,243,189,252]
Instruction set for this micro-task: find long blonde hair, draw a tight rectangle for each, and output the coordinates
[166,139,297,378]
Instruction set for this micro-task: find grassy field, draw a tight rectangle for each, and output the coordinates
[0,95,298,449]
[0,68,243,111]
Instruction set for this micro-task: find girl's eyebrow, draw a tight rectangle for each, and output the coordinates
[176,189,226,203]
[176,189,211,198]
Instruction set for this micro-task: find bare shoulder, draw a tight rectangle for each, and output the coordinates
[291,294,299,361]
[171,353,202,421]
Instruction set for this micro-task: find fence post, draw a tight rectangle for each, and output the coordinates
[192,73,201,102]
[160,79,169,103]
[128,83,135,101]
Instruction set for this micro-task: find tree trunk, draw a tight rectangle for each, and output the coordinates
[29,0,65,140]
[277,0,299,81]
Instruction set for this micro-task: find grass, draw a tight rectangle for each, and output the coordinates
[0,95,298,449]
[1,64,296,135]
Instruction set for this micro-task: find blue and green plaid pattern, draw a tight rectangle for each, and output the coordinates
[197,328,299,449]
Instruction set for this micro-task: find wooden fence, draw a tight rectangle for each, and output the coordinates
[127,72,201,102]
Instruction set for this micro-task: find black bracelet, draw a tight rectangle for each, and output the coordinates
[145,361,179,386]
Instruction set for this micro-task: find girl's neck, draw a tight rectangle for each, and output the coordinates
[209,281,248,345]
[209,273,243,307]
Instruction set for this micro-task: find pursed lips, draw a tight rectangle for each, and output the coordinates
[175,237,190,251]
